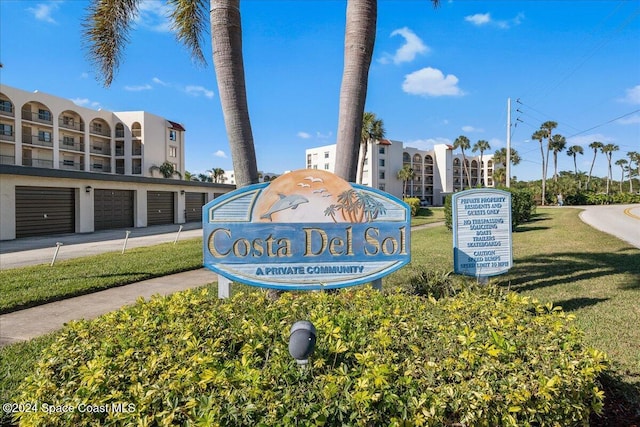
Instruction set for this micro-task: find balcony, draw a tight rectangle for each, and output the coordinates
[59,161,85,171]
[59,119,84,132]
[90,144,111,155]
[0,154,15,165]
[60,139,84,152]
[0,130,15,142]
[23,158,54,168]
[21,109,53,125]
[90,164,111,173]
[89,126,110,137]
[0,103,14,117]
[22,135,54,148]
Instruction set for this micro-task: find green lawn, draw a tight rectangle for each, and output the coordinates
[1,206,638,422]
[410,206,445,226]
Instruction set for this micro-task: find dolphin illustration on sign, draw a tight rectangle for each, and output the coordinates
[260,193,309,221]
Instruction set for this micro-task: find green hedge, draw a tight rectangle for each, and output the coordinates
[16,288,606,426]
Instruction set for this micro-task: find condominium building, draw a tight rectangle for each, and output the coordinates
[305,140,494,206]
[0,84,232,240]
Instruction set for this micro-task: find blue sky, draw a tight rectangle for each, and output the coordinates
[1,0,638,181]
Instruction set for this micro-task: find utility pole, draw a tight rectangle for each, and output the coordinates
[506,98,511,188]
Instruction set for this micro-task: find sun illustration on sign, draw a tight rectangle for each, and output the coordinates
[251,169,386,223]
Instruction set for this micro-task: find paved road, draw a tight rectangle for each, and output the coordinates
[578,204,640,249]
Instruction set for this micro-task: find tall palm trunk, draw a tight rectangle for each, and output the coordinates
[587,151,597,191]
[210,0,258,188]
[539,141,546,205]
[334,0,377,182]
[358,138,369,184]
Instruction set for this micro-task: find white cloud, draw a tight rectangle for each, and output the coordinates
[568,133,615,147]
[135,0,172,32]
[71,98,101,109]
[152,77,169,86]
[28,1,61,24]
[462,125,484,133]
[465,13,491,26]
[402,67,464,97]
[124,84,152,91]
[621,85,640,104]
[405,137,452,151]
[214,150,227,158]
[617,113,640,125]
[80,72,89,79]
[387,27,429,65]
[316,131,333,139]
[297,132,311,139]
[185,85,214,99]
[465,12,524,29]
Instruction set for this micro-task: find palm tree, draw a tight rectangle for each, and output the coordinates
[210,168,226,183]
[602,144,619,195]
[83,0,259,188]
[549,134,566,182]
[358,112,385,184]
[453,135,472,189]
[566,145,584,188]
[150,161,181,179]
[615,159,628,193]
[493,148,521,186]
[472,140,491,185]
[334,0,439,182]
[531,130,548,204]
[586,141,604,190]
[397,165,415,198]
[628,151,639,193]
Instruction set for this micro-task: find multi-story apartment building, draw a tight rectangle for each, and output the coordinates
[0,84,232,240]
[306,140,494,206]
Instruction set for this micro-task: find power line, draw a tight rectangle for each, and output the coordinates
[566,109,640,139]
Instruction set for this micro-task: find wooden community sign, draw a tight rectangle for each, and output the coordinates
[203,169,411,290]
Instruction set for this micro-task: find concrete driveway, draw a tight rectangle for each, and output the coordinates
[578,204,640,249]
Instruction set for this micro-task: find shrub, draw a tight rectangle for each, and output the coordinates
[16,288,606,426]
[394,266,476,299]
[403,197,421,217]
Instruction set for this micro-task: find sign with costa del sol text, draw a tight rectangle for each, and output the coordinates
[203,169,411,290]
[452,188,513,277]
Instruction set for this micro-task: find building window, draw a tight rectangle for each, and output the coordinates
[63,116,74,126]
[379,159,385,167]
[38,130,51,142]
[307,154,312,167]
[92,123,103,133]
[324,163,330,170]
[0,100,12,113]
[93,163,103,169]
[379,146,385,154]
[63,159,74,166]
[324,151,329,158]
[379,184,385,191]
[0,123,13,135]
[62,136,75,145]
[379,171,385,180]
[38,109,51,121]
[169,146,177,157]
[169,130,177,141]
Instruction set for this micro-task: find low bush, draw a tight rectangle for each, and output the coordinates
[16,287,607,426]
[403,197,421,217]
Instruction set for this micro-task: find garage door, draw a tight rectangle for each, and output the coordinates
[94,189,134,231]
[16,186,75,238]
[147,191,175,225]
[185,192,205,222]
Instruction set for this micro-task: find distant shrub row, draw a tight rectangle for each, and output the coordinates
[17,287,606,426]
[565,191,640,206]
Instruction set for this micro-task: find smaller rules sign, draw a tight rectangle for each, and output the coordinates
[452,189,512,277]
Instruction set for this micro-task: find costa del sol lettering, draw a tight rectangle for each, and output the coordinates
[203,169,411,290]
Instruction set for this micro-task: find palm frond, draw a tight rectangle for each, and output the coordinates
[83,0,141,87]
[168,0,208,66]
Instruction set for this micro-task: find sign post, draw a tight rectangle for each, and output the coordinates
[452,189,512,280]
[203,169,411,294]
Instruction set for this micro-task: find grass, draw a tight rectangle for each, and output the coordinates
[1,207,638,423]
[410,206,445,226]
[0,239,203,314]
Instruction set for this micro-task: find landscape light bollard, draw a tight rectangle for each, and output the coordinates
[174,225,183,245]
[122,230,131,254]
[51,242,63,266]
[288,321,316,367]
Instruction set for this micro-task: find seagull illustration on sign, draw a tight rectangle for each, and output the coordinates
[304,176,324,183]
[260,193,309,221]
[313,188,328,194]
[297,182,311,187]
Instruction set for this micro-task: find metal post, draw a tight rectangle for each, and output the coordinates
[506,97,511,188]
[174,225,183,245]
[372,278,382,291]
[51,242,63,266]
[122,230,131,254]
